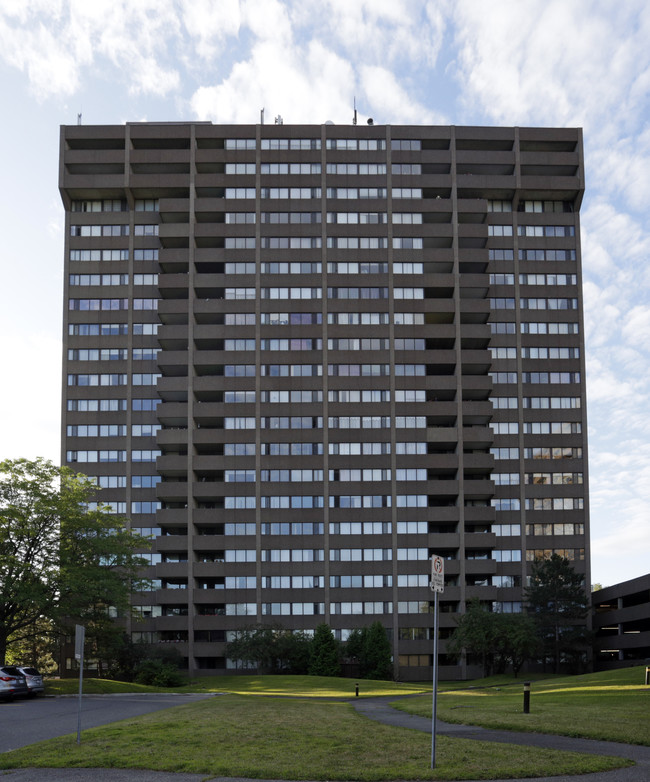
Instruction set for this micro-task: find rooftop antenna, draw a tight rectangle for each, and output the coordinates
[275,114,283,125]
[261,108,265,124]
[353,97,357,126]
[77,112,82,125]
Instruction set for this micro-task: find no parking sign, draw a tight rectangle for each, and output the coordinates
[430,554,444,593]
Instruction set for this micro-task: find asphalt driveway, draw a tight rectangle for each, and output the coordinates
[0,693,213,752]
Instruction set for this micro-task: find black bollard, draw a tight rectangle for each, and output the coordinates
[355,683,359,697]
[523,681,531,714]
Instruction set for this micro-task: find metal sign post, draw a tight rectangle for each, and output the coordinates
[430,555,444,769]
[75,624,85,744]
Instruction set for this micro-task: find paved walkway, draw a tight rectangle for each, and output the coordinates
[2,694,648,782]
[352,695,650,781]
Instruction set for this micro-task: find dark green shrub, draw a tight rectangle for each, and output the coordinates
[134,659,184,687]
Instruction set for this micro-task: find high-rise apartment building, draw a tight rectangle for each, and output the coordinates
[60,122,589,680]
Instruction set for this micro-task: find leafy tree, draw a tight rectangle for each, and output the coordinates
[226,625,311,673]
[5,616,59,673]
[524,554,591,674]
[447,600,500,677]
[308,623,340,676]
[274,629,311,674]
[494,612,540,677]
[105,633,147,682]
[226,626,275,671]
[0,458,149,665]
[344,628,364,664]
[343,624,393,680]
[82,615,131,678]
[448,601,540,677]
[360,621,393,680]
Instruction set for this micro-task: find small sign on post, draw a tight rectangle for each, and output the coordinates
[75,624,85,744]
[74,624,85,661]
[429,555,444,769]
[430,554,444,593]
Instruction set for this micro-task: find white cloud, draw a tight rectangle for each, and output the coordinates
[0,17,84,97]
[0,0,182,98]
[242,0,292,43]
[180,0,241,60]
[191,39,356,125]
[359,65,444,125]
[452,1,650,130]
[0,332,61,464]
[290,0,444,69]
[588,131,650,215]
[621,305,650,346]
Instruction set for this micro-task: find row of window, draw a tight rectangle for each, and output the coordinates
[69,298,157,310]
[490,422,582,434]
[70,249,130,262]
[488,224,575,237]
[221,162,431,176]
[225,363,433,377]
[76,311,429,330]
[527,522,584,536]
[490,273,577,286]
[197,468,582,488]
[525,472,583,484]
[223,212,425,228]
[69,274,157,286]
[526,498,584,510]
[518,248,576,261]
[490,498,584,512]
[218,337,435,352]
[491,322,580,334]
[83,441,409,459]
[67,373,160,386]
[67,398,159,411]
[67,425,160,437]
[222,468,433,482]
[490,371,581,384]
[491,396,581,410]
[527,548,584,560]
[152,522,524,539]
[70,193,572,214]
[67,450,160,462]
[488,199,573,213]
[68,348,159,361]
[491,447,583,460]
[68,323,158,335]
[221,237,432,250]
[215,312,423,325]
[221,495,451,509]
[227,137,419,151]
[71,225,130,237]
[490,347,580,360]
[226,186,423,200]
[491,298,579,309]
[230,363,401,378]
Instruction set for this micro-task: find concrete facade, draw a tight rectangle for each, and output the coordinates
[60,122,590,679]
[593,574,650,669]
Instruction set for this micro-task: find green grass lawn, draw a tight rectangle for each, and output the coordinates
[393,666,650,745]
[45,674,431,698]
[0,694,628,780]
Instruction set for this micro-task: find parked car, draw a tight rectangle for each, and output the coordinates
[0,666,29,701]
[16,666,44,696]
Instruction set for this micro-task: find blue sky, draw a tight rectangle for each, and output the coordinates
[1,0,648,588]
